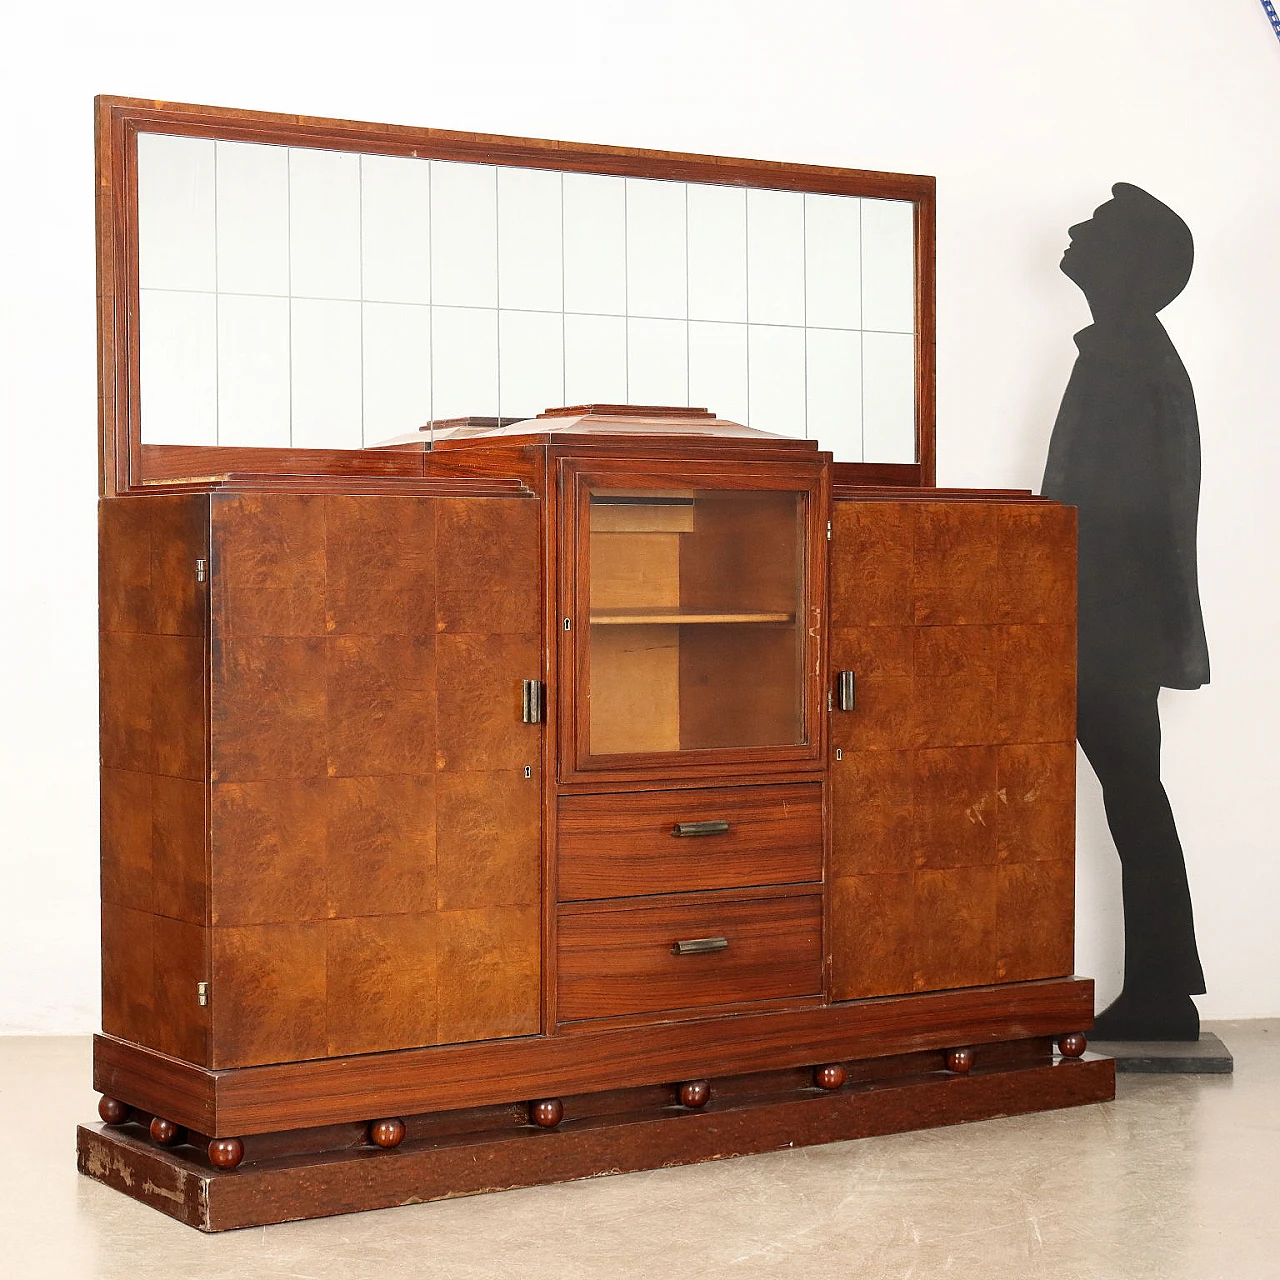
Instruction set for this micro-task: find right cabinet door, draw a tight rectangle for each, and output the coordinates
[828,497,1078,1000]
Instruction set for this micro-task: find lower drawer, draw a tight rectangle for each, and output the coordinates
[556,890,822,1023]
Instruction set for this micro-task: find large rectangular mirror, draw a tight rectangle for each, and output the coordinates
[97,98,935,493]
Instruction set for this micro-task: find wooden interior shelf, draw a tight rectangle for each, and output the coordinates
[590,609,794,625]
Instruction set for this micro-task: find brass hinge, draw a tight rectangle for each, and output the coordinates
[826,520,832,541]
[195,559,207,583]
[197,981,209,1007]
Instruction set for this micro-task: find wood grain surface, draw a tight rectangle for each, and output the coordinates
[94,428,1085,1246]
[99,495,212,1063]
[558,783,822,900]
[828,497,1078,1001]
[99,485,545,1070]
[93,976,1096,1135]
[206,491,543,1067]
[78,1052,1113,1231]
[556,890,823,1021]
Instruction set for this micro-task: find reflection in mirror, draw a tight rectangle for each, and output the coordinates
[135,135,917,461]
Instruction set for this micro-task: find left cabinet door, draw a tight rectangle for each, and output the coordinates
[207,492,543,1069]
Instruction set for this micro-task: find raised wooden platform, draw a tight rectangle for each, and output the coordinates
[78,1050,1115,1232]
[90,977,1099,1136]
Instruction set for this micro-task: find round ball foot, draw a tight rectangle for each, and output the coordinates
[946,1048,974,1074]
[679,1080,711,1109]
[1058,1032,1087,1059]
[369,1118,406,1149]
[530,1098,564,1128]
[149,1116,183,1146]
[815,1064,847,1091]
[208,1137,245,1170]
[98,1096,132,1126]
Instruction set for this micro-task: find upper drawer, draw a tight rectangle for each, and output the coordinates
[558,782,822,901]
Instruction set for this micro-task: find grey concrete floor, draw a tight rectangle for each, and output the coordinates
[2,1022,1276,1279]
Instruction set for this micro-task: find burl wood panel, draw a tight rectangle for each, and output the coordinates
[557,891,822,1022]
[206,492,541,1068]
[99,497,211,1062]
[558,783,822,900]
[829,500,1077,1001]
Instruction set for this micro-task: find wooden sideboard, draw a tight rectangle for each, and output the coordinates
[80,407,1112,1231]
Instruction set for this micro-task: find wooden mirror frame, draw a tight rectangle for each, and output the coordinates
[95,95,936,497]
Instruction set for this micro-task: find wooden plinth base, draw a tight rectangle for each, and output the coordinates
[78,1053,1114,1232]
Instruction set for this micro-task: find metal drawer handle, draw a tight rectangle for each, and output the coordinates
[671,936,730,956]
[672,820,730,838]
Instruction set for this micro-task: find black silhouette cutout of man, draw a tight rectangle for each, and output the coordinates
[1041,183,1208,1041]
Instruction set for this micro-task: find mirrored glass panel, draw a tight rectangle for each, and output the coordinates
[585,486,806,757]
[134,136,919,461]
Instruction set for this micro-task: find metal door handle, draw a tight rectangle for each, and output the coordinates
[671,937,729,956]
[836,670,856,712]
[521,679,544,724]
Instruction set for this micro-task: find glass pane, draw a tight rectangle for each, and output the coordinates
[585,487,806,756]
[136,126,916,462]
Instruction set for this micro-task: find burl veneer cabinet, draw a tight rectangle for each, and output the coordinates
[85,407,1111,1230]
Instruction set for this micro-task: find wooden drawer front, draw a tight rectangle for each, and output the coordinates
[556,891,822,1022]
[558,784,822,901]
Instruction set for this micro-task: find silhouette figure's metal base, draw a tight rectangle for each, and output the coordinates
[1089,1032,1233,1074]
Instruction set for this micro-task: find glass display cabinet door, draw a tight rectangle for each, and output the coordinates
[562,466,824,777]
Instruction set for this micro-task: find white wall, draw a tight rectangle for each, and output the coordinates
[3,0,1278,1030]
